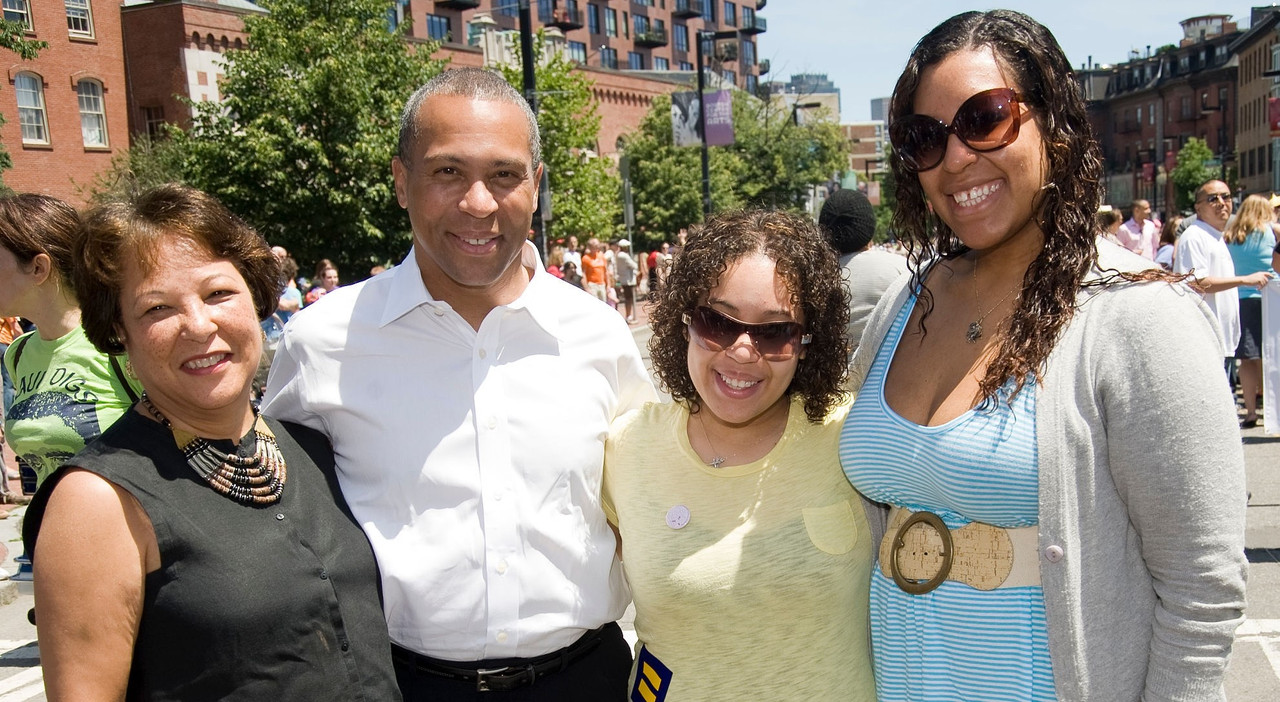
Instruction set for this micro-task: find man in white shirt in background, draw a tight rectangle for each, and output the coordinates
[263,67,655,701]
[1176,180,1272,359]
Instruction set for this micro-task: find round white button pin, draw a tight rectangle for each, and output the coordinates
[666,505,691,529]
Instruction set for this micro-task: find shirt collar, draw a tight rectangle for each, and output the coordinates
[379,242,562,337]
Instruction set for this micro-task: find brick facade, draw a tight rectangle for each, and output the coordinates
[1,0,129,203]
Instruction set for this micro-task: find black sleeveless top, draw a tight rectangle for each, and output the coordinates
[24,409,402,702]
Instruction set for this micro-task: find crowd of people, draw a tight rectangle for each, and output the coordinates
[0,9,1259,702]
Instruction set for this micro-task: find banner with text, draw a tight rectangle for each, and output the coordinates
[671,91,735,147]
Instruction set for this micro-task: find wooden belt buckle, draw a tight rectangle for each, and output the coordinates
[888,510,953,595]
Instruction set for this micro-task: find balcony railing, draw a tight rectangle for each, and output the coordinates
[635,28,669,48]
[740,14,767,34]
[672,0,701,19]
[541,7,584,30]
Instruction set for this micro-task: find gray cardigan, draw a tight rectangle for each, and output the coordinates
[850,240,1248,702]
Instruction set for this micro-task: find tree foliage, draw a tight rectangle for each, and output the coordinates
[1170,137,1216,211]
[620,90,847,251]
[499,35,621,243]
[175,0,446,277]
[81,132,188,204]
[0,21,47,191]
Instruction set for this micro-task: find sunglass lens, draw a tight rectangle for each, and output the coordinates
[750,322,799,357]
[892,116,947,172]
[690,307,736,351]
[955,91,1016,149]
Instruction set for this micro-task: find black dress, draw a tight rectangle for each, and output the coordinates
[24,409,402,702]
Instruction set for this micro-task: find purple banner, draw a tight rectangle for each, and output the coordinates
[671,90,735,148]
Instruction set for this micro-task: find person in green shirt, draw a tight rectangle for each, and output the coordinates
[0,194,141,493]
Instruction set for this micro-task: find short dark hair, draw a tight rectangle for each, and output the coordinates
[75,184,281,354]
[647,209,850,422]
[397,67,541,169]
[0,194,80,290]
[819,188,877,255]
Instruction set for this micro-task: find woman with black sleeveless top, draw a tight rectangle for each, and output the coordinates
[23,184,400,701]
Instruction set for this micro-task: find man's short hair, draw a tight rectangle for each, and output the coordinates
[818,188,877,255]
[397,68,541,170]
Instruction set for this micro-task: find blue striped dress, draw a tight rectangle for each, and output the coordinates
[840,295,1056,701]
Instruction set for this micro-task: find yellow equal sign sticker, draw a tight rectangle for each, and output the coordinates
[630,644,673,702]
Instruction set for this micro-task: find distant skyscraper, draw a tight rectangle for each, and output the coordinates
[870,97,890,122]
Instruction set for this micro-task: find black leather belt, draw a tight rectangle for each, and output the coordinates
[391,624,611,692]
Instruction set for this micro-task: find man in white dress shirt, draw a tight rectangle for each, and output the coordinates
[263,68,655,700]
[1175,180,1272,359]
[1117,198,1159,260]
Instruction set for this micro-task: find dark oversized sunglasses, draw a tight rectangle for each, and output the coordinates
[890,88,1026,173]
[682,306,811,360]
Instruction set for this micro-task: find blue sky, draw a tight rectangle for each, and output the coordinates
[761,2,1265,121]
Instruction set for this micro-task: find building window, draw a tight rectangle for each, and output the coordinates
[679,61,693,71]
[601,47,617,69]
[634,14,648,34]
[568,40,587,63]
[605,8,617,37]
[628,51,644,70]
[425,13,449,41]
[723,1,735,26]
[742,5,753,28]
[3,0,31,29]
[142,106,166,139]
[741,39,754,67]
[77,79,107,147]
[65,0,94,37]
[723,68,736,85]
[746,74,757,94]
[15,73,48,144]
[495,0,516,18]
[655,56,669,71]
[1148,101,1155,125]
[674,24,688,52]
[588,3,599,34]
[700,0,715,22]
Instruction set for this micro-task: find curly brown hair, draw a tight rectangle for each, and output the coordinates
[889,10,1107,401]
[647,209,850,422]
[74,184,282,354]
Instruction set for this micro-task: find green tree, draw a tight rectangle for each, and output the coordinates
[1170,137,1216,211]
[619,90,847,250]
[499,35,621,243]
[81,132,188,204]
[0,20,48,192]
[176,0,445,276]
[618,93,741,250]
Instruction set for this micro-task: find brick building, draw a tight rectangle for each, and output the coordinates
[0,0,129,202]
[1230,7,1280,196]
[120,0,259,138]
[841,121,884,180]
[1082,14,1240,216]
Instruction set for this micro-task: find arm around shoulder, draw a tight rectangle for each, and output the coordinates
[34,469,157,702]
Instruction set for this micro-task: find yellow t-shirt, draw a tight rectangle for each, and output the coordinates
[603,395,876,701]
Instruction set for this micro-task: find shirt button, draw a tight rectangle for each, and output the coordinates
[494,492,504,502]
[496,559,508,574]
[340,639,349,652]
[478,348,487,359]
[433,308,445,316]
[496,631,508,644]
[487,416,498,430]
[320,570,329,580]
[275,514,285,521]
[1043,545,1065,563]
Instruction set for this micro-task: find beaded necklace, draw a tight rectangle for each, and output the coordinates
[140,393,287,505]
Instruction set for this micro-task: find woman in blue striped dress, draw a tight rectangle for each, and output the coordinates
[839,10,1247,701]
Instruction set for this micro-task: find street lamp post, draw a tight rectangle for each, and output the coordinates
[695,28,741,219]
[516,0,550,256]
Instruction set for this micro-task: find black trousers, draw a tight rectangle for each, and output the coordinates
[393,623,631,701]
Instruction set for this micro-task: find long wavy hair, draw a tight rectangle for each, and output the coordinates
[889,10,1105,401]
[647,209,850,422]
[1224,194,1273,245]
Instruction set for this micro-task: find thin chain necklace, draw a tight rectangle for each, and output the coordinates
[139,393,287,505]
[696,412,728,468]
[966,257,1021,344]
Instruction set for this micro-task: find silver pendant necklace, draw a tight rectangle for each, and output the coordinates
[696,412,728,468]
[967,257,1020,344]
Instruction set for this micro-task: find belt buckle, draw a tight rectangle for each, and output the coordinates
[888,510,954,595]
[475,664,535,693]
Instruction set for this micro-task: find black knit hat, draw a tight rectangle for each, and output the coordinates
[818,188,876,255]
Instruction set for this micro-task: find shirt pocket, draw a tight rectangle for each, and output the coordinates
[802,499,860,555]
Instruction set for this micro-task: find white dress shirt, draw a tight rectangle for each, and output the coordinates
[262,243,656,661]
[1175,220,1240,356]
